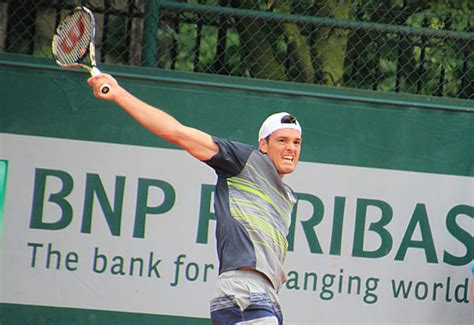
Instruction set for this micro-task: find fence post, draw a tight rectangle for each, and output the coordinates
[142,0,161,67]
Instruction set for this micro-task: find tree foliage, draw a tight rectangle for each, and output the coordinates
[156,0,472,98]
[3,0,473,98]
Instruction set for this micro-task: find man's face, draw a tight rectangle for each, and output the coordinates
[259,128,302,178]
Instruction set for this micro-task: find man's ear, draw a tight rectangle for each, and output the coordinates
[259,138,268,153]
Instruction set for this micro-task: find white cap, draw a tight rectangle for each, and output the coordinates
[258,112,302,141]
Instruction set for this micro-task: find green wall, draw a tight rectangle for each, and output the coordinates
[1,53,473,177]
[1,54,473,178]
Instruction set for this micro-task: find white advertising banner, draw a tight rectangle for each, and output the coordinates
[0,133,472,324]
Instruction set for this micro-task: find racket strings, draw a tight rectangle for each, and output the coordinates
[53,11,94,66]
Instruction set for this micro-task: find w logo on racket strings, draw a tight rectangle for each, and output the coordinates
[60,16,86,54]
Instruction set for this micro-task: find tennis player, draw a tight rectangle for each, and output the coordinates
[88,74,302,325]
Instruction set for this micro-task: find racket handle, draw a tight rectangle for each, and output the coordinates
[90,67,111,95]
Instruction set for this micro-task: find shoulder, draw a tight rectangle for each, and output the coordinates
[203,137,255,177]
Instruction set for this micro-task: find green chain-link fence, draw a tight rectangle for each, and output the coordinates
[1,0,473,99]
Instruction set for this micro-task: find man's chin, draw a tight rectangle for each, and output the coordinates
[280,165,296,175]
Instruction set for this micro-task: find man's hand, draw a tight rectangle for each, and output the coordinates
[87,73,119,101]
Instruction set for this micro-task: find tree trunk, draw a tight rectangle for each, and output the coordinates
[232,0,287,81]
[129,0,146,65]
[274,2,314,83]
[312,0,352,87]
[0,2,8,52]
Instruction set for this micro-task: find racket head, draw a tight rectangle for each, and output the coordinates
[52,7,96,68]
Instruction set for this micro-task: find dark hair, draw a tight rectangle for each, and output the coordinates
[281,114,297,124]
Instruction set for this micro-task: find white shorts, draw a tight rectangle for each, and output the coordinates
[210,270,282,325]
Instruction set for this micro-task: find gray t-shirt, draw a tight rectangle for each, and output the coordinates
[204,137,297,290]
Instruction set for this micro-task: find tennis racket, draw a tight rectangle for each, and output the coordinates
[52,6,110,94]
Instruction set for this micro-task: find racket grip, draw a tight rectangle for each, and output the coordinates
[90,67,111,94]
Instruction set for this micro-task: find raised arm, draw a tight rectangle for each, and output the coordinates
[88,74,219,161]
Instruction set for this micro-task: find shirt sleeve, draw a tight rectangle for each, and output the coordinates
[203,137,254,178]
